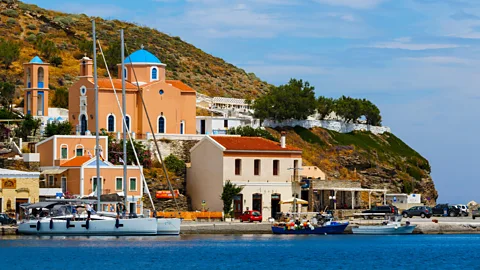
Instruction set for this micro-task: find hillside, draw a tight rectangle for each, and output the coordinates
[267,127,438,205]
[0,0,270,98]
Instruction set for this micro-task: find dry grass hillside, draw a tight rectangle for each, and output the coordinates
[0,0,270,98]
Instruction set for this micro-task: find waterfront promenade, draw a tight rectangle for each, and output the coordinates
[3,217,480,235]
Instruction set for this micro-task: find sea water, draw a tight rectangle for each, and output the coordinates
[1,234,480,269]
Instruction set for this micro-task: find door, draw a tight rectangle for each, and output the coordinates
[61,177,67,193]
[271,194,281,219]
[15,198,29,219]
[129,202,135,214]
[80,114,87,135]
[233,194,243,219]
[200,120,206,134]
[252,193,262,214]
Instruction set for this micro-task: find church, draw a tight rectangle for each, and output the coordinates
[68,48,196,137]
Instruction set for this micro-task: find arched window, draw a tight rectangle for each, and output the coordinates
[107,114,115,132]
[124,115,131,132]
[158,116,165,134]
[80,114,87,135]
[26,68,31,88]
[75,145,84,157]
[151,67,158,81]
[180,121,185,134]
[38,67,44,88]
[123,67,127,79]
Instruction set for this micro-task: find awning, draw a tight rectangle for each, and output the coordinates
[41,169,67,175]
[280,198,309,205]
[25,202,59,209]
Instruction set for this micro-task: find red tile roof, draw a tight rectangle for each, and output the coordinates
[60,156,92,167]
[211,136,301,152]
[90,78,138,90]
[166,80,196,93]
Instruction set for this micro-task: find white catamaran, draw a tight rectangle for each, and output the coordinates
[18,21,181,236]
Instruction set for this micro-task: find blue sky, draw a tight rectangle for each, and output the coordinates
[26,0,480,203]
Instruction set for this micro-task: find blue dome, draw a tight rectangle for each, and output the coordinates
[124,49,162,64]
[30,56,43,64]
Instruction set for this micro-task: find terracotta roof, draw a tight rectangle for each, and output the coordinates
[166,80,196,93]
[210,136,301,152]
[89,78,138,90]
[60,156,92,167]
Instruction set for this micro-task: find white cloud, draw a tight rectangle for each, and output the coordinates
[314,0,386,9]
[326,13,356,22]
[399,56,471,64]
[369,38,463,50]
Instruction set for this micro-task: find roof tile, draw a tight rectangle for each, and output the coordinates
[60,156,92,167]
[90,78,138,90]
[166,80,196,93]
[210,136,301,152]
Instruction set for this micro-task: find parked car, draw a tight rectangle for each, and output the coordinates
[0,213,16,226]
[471,207,480,219]
[455,204,469,217]
[432,204,461,217]
[362,205,398,219]
[401,206,432,218]
[239,210,262,222]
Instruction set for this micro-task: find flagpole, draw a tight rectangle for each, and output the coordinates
[93,19,101,211]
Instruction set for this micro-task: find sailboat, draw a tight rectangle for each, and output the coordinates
[18,21,172,236]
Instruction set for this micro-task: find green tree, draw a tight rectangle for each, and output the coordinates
[360,99,382,126]
[15,114,41,140]
[227,126,279,142]
[220,180,243,217]
[164,154,185,176]
[0,39,20,69]
[317,96,334,120]
[44,121,73,137]
[334,96,362,123]
[35,37,59,60]
[103,40,121,76]
[78,40,93,57]
[52,87,68,108]
[253,79,316,121]
[49,56,63,67]
[0,82,15,111]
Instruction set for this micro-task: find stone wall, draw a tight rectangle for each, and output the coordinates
[312,179,362,189]
[144,138,200,163]
[263,119,391,135]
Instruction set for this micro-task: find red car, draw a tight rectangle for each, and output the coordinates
[239,210,262,222]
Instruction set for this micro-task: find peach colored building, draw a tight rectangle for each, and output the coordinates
[23,56,50,117]
[35,135,143,214]
[301,166,326,180]
[187,135,303,221]
[68,49,196,137]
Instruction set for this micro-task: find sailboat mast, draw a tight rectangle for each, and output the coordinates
[93,20,101,210]
[121,29,128,211]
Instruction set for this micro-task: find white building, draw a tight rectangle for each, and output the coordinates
[196,116,261,135]
[187,134,303,220]
[211,97,251,111]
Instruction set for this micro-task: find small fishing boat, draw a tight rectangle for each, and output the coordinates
[352,215,416,235]
[272,214,349,235]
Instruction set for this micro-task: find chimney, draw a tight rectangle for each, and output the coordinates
[280,131,286,148]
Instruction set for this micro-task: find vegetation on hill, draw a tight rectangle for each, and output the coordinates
[0,0,270,103]
[253,79,382,125]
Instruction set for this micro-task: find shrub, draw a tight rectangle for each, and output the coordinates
[1,9,18,18]
[45,121,73,137]
[164,154,185,176]
[53,16,74,26]
[228,126,279,142]
[26,24,37,30]
[49,56,63,67]
[6,18,16,25]
[25,34,36,43]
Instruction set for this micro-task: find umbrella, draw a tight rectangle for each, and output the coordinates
[468,201,478,208]
[280,197,309,205]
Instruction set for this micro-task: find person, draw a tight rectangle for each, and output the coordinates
[116,202,126,219]
[86,203,92,220]
[71,206,77,221]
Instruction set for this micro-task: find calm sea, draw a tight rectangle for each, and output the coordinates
[1,234,480,269]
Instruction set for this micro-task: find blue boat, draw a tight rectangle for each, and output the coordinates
[271,214,349,235]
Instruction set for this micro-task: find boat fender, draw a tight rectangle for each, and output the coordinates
[115,218,120,228]
[85,219,89,230]
[394,226,398,230]
[49,219,53,230]
[37,220,41,231]
[66,218,70,229]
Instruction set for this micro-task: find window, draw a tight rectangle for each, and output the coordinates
[123,68,127,79]
[254,159,261,176]
[76,146,84,157]
[235,159,241,175]
[61,177,67,193]
[61,145,68,159]
[151,67,158,80]
[124,115,131,132]
[129,178,137,191]
[159,89,164,95]
[180,121,185,134]
[80,86,87,96]
[107,114,115,132]
[48,175,54,187]
[273,160,279,176]
[224,120,228,128]
[92,177,100,192]
[38,67,44,88]
[80,114,87,135]
[116,177,123,191]
[158,116,165,133]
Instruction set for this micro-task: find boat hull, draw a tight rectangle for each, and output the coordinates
[157,218,181,235]
[18,218,158,236]
[352,225,416,235]
[272,223,349,235]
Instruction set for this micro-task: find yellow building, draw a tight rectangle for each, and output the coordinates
[0,168,40,216]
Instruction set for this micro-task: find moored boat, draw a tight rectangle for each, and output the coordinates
[352,215,416,235]
[272,214,348,235]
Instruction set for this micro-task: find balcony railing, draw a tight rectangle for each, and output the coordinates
[88,189,111,194]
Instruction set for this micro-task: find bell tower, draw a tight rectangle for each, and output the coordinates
[79,55,93,78]
[23,56,50,116]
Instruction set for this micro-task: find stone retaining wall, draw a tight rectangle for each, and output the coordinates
[263,119,391,135]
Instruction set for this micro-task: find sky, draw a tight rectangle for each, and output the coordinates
[25,0,480,204]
